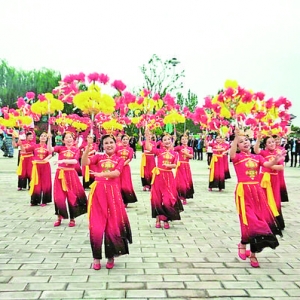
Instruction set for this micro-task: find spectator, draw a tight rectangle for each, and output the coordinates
[129,135,137,159]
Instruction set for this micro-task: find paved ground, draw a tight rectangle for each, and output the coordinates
[0,151,300,300]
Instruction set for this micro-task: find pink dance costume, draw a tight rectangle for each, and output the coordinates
[276,146,289,203]
[222,143,231,179]
[208,141,226,190]
[259,149,285,230]
[87,153,132,260]
[81,142,97,189]
[116,145,138,205]
[232,152,282,253]
[28,143,52,205]
[17,140,34,189]
[140,141,156,189]
[174,145,194,199]
[150,147,183,222]
[53,146,87,219]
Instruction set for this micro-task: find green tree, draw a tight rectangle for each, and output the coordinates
[291,124,300,136]
[0,59,61,108]
[175,90,200,135]
[139,54,185,98]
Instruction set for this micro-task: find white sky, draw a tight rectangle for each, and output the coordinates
[1,0,300,125]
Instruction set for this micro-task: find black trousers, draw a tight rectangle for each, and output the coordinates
[290,152,298,167]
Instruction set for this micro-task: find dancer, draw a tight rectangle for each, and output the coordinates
[82,134,132,270]
[222,137,231,180]
[274,135,289,203]
[144,129,183,229]
[254,134,285,230]
[14,131,34,190]
[3,129,15,158]
[48,131,87,227]
[129,135,137,159]
[116,134,138,207]
[28,132,52,206]
[138,130,156,191]
[80,136,98,189]
[207,135,226,191]
[174,134,194,205]
[230,128,283,268]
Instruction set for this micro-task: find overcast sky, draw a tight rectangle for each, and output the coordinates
[1,0,299,125]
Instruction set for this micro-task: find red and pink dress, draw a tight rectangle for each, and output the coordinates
[259,149,285,230]
[87,153,132,260]
[81,142,98,189]
[53,146,87,220]
[149,147,183,222]
[28,143,52,205]
[276,145,289,203]
[208,141,226,190]
[174,145,194,200]
[116,145,138,206]
[223,142,231,179]
[140,140,156,190]
[232,152,282,253]
[17,140,34,189]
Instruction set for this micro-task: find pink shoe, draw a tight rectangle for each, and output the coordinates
[68,220,76,227]
[17,188,22,191]
[155,221,161,228]
[143,187,147,191]
[182,200,187,205]
[238,243,247,260]
[92,260,101,270]
[219,189,223,192]
[164,222,170,229]
[208,188,212,192]
[54,218,62,227]
[40,204,47,207]
[250,256,260,268]
[106,258,114,269]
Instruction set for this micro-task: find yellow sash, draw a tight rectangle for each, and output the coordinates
[175,161,180,175]
[236,182,259,225]
[16,156,25,176]
[87,181,98,219]
[84,165,90,182]
[209,154,222,182]
[140,153,146,178]
[151,167,160,184]
[151,167,172,185]
[260,172,279,217]
[16,154,33,175]
[58,169,69,192]
[29,160,48,195]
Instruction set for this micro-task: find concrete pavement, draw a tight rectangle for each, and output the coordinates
[0,151,300,300]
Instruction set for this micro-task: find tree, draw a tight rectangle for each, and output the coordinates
[175,90,200,134]
[0,59,61,108]
[139,54,185,98]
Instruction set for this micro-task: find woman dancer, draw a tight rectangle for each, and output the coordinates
[82,135,132,270]
[138,130,156,191]
[116,134,138,207]
[80,136,98,190]
[207,135,226,192]
[28,132,52,206]
[14,131,34,190]
[174,134,194,205]
[254,134,285,230]
[222,137,231,180]
[230,129,283,268]
[274,135,289,203]
[144,129,183,229]
[48,131,87,227]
